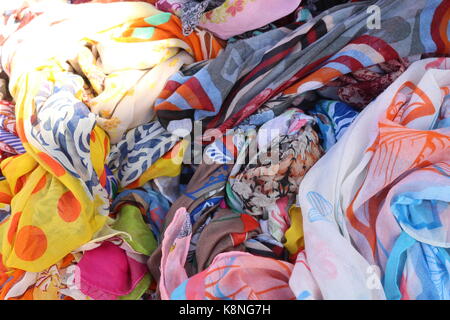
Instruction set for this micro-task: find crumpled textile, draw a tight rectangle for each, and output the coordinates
[0,201,156,300]
[231,109,323,216]
[158,206,294,300]
[76,12,222,143]
[159,0,226,36]
[111,185,171,242]
[171,251,295,300]
[194,208,261,271]
[198,0,302,40]
[64,204,158,300]
[308,100,359,151]
[283,204,304,256]
[295,58,450,300]
[107,121,180,187]
[158,207,191,300]
[0,101,25,164]
[2,2,223,143]
[154,27,289,133]
[320,58,412,110]
[122,139,189,190]
[111,205,158,256]
[155,0,443,137]
[0,0,449,302]
[244,233,287,261]
[156,0,301,39]
[178,0,224,36]
[148,142,236,283]
[0,72,113,272]
[0,253,77,300]
[75,240,150,300]
[79,50,195,144]
[0,1,222,273]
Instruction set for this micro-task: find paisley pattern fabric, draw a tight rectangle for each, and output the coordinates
[231,112,323,216]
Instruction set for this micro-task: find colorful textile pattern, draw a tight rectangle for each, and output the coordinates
[179,0,226,36]
[0,253,77,300]
[198,0,302,39]
[296,58,450,300]
[76,10,222,143]
[154,27,290,132]
[123,139,189,190]
[0,0,449,301]
[0,101,25,163]
[158,207,192,300]
[321,58,412,110]
[171,251,295,300]
[2,2,223,143]
[155,0,446,136]
[194,208,261,271]
[231,110,323,216]
[107,121,180,187]
[156,0,301,39]
[0,72,112,272]
[0,1,221,274]
[160,206,293,300]
[309,100,359,151]
[111,185,171,242]
[147,142,236,282]
[75,240,150,300]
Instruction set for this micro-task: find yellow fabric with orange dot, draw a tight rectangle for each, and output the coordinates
[0,67,111,272]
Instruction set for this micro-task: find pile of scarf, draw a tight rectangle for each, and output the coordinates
[0,0,448,300]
